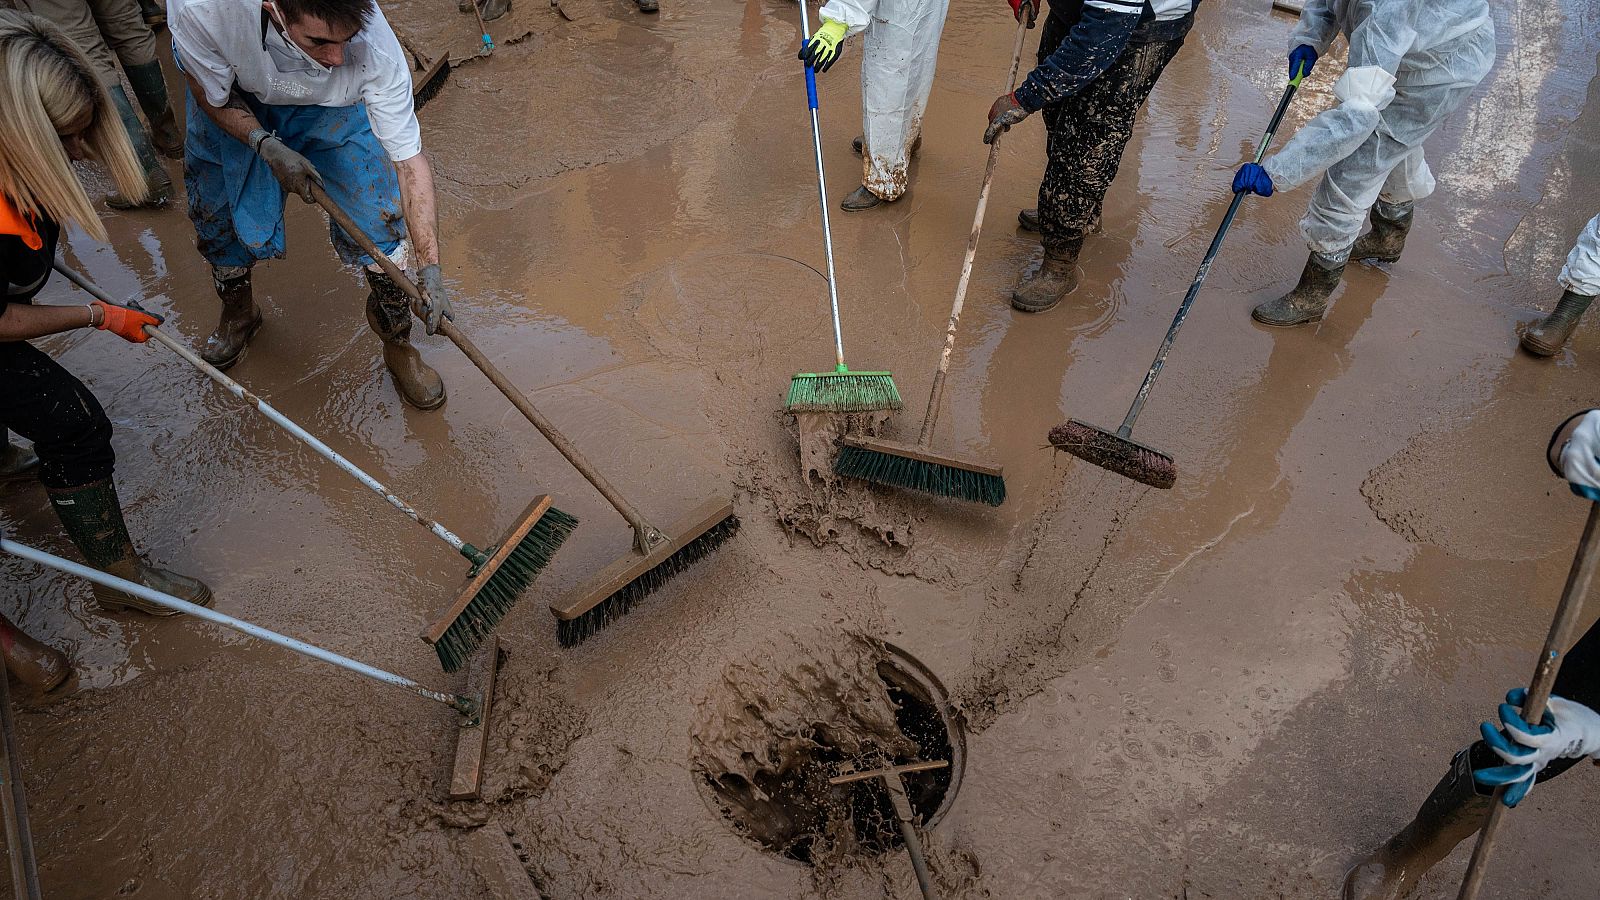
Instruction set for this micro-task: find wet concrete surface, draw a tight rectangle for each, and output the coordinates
[3,0,1600,896]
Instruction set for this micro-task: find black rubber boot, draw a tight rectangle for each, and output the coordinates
[1011,239,1082,313]
[1521,289,1595,358]
[1351,203,1414,263]
[103,85,171,210]
[47,480,213,616]
[1252,254,1346,327]
[1341,750,1493,900]
[840,184,885,212]
[202,269,262,370]
[124,60,182,160]
[366,272,447,410]
[0,439,40,483]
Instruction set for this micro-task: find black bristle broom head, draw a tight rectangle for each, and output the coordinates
[412,54,451,111]
[552,499,738,648]
[835,436,1006,506]
[1048,419,1175,489]
[424,497,577,673]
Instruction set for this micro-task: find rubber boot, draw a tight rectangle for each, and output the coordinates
[1351,201,1414,264]
[1018,208,1040,232]
[841,184,884,212]
[0,614,69,693]
[0,439,40,483]
[1252,254,1345,327]
[1520,290,1595,358]
[1011,239,1082,313]
[202,269,262,370]
[1341,750,1493,900]
[103,85,171,210]
[124,60,182,160]
[366,271,447,410]
[46,480,214,616]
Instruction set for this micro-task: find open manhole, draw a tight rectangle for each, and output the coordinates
[691,634,966,865]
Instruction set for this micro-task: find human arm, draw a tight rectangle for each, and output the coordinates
[1475,689,1600,807]
[1288,0,1340,58]
[0,301,160,343]
[1009,2,1142,113]
[393,152,451,334]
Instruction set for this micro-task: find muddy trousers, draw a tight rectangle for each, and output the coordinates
[24,0,158,83]
[0,341,115,490]
[1035,21,1185,253]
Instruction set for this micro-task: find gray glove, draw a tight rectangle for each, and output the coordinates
[253,131,322,203]
[418,264,453,335]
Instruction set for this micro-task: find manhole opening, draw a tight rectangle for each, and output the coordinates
[697,642,965,866]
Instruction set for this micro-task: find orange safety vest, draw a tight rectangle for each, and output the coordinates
[0,194,43,252]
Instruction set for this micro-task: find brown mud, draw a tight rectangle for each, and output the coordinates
[3,0,1600,897]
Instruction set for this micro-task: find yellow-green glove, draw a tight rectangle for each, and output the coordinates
[799,18,848,73]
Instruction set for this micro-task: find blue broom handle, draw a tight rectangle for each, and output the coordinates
[51,262,482,563]
[798,2,847,370]
[0,537,478,717]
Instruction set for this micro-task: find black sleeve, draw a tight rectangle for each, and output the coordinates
[1012,1,1143,111]
[0,218,60,316]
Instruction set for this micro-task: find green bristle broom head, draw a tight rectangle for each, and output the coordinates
[786,366,903,413]
[834,443,1006,506]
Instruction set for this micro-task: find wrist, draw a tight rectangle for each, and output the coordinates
[86,303,103,328]
[248,128,274,153]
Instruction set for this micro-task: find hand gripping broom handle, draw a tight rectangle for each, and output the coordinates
[918,11,1030,447]
[51,262,492,569]
[798,1,847,371]
[1115,73,1304,438]
[308,186,663,554]
[1456,500,1600,900]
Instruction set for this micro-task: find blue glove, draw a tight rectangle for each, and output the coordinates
[1472,687,1600,807]
[1289,44,1318,82]
[1232,162,1273,197]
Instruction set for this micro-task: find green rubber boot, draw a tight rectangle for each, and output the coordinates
[123,60,182,160]
[1341,750,1492,900]
[1520,290,1595,358]
[1011,239,1082,313]
[47,480,213,616]
[103,85,171,210]
[1252,254,1346,327]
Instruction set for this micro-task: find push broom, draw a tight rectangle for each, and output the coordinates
[309,187,739,648]
[786,1,902,415]
[833,11,1033,507]
[1048,65,1309,489]
[53,263,573,673]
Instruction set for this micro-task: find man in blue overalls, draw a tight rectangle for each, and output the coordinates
[170,0,451,409]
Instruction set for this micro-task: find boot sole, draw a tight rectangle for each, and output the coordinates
[401,384,448,411]
[1010,294,1062,314]
[1519,335,1562,358]
[1251,308,1325,327]
[98,582,214,617]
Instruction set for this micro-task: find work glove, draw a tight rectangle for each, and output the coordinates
[1006,0,1037,27]
[1288,44,1318,81]
[417,264,454,335]
[1551,409,1600,501]
[1474,688,1600,807]
[984,92,1030,145]
[1232,162,1274,197]
[254,133,323,203]
[799,18,848,73]
[91,299,161,343]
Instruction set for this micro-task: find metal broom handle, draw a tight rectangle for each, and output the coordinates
[798,0,848,371]
[1116,73,1304,438]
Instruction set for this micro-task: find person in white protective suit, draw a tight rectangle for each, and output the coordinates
[798,0,950,211]
[1230,0,1497,328]
[1520,214,1600,357]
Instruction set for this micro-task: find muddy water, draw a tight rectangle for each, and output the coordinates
[3,0,1599,896]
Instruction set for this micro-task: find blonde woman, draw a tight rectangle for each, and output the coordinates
[0,9,214,690]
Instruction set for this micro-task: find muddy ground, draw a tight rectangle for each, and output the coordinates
[3,0,1599,897]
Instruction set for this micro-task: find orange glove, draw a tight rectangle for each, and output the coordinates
[91,300,161,343]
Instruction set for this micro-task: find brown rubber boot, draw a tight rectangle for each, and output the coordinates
[202,269,262,370]
[1341,750,1492,900]
[1350,203,1414,264]
[0,614,69,692]
[1011,239,1083,313]
[47,480,214,616]
[366,271,446,410]
[0,440,40,483]
[1252,254,1346,327]
[1520,289,1595,357]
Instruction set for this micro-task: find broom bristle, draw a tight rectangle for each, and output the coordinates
[412,56,451,111]
[557,513,739,648]
[786,372,903,413]
[834,444,1006,506]
[431,506,578,672]
[1048,419,1176,489]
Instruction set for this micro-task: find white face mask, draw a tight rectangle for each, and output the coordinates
[262,2,334,75]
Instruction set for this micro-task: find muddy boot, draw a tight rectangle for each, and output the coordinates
[1011,239,1082,313]
[366,271,446,410]
[1342,751,1492,900]
[0,614,69,693]
[1252,253,1346,327]
[1018,208,1040,232]
[635,0,658,12]
[202,268,262,370]
[46,480,214,616]
[124,60,182,160]
[851,134,921,157]
[103,85,171,210]
[0,439,40,483]
[138,0,165,28]
[840,184,885,212]
[1351,201,1414,264]
[1520,290,1595,358]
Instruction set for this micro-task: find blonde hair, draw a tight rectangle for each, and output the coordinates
[0,10,146,241]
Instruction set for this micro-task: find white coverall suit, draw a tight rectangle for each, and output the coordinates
[819,0,950,201]
[1262,0,1496,258]
[1562,215,1600,297]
